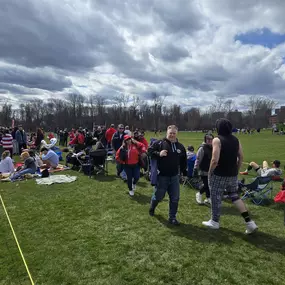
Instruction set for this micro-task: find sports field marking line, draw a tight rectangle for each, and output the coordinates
[0,194,35,285]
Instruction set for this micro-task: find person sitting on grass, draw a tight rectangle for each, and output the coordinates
[240,160,282,177]
[10,151,37,182]
[0,150,14,174]
[41,147,59,169]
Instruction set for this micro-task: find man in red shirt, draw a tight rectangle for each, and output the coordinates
[105,124,116,149]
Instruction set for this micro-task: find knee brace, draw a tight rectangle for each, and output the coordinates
[229,193,239,203]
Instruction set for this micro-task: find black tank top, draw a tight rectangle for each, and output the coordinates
[214,135,239,177]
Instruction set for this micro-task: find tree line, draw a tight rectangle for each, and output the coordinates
[0,93,277,131]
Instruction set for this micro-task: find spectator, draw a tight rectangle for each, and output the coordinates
[1,129,13,158]
[148,125,187,225]
[202,118,258,234]
[94,126,104,141]
[63,128,69,146]
[35,128,44,150]
[105,124,117,149]
[15,125,27,154]
[69,129,85,152]
[134,131,149,149]
[0,150,14,174]
[116,135,146,196]
[112,124,127,180]
[194,134,214,205]
[186,145,195,160]
[240,160,282,177]
[41,147,59,169]
[10,151,37,182]
[124,126,132,136]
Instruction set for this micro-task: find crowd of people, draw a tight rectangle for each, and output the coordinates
[0,119,283,234]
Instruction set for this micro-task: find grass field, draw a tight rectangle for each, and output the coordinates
[0,131,285,285]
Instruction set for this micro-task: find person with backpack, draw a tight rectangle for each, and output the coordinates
[116,135,146,196]
[193,134,214,205]
[148,125,187,225]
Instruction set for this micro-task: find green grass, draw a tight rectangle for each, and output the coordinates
[1,131,285,285]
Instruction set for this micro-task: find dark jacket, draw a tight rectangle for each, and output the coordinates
[15,130,27,144]
[112,131,126,151]
[148,138,187,177]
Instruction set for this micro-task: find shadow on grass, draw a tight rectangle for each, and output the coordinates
[223,228,285,254]
[136,181,148,187]
[155,215,233,245]
[93,174,117,182]
[131,193,151,205]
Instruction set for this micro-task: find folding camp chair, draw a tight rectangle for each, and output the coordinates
[182,155,202,190]
[240,176,273,205]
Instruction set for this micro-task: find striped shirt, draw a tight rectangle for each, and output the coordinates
[1,134,13,149]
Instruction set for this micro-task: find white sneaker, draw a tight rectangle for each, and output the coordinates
[129,190,135,196]
[204,198,211,205]
[245,221,258,235]
[202,219,220,229]
[132,184,136,191]
[196,192,203,204]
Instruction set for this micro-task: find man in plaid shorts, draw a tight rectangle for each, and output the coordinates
[202,118,258,234]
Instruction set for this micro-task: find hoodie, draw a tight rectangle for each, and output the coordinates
[148,138,187,177]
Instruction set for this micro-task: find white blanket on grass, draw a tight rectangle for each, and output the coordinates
[36,175,77,185]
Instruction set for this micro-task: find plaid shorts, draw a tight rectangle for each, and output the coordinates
[209,174,238,222]
[209,174,238,194]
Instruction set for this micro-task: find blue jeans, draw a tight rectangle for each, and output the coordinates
[116,161,126,180]
[124,164,140,191]
[11,168,35,181]
[151,175,180,219]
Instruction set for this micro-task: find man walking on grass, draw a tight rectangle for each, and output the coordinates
[202,118,258,234]
[148,125,187,225]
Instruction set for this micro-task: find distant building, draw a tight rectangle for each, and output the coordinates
[269,114,278,126]
[277,106,285,123]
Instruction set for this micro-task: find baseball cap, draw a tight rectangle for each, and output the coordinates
[124,135,132,141]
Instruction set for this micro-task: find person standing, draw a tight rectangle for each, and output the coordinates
[112,124,127,180]
[116,135,146,196]
[15,125,27,154]
[1,129,14,158]
[194,134,214,205]
[105,124,117,149]
[202,118,258,234]
[148,125,187,225]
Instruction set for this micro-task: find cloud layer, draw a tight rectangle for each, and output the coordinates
[1,0,285,108]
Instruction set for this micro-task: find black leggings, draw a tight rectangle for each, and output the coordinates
[200,175,210,198]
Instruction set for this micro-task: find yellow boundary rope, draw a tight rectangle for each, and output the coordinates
[0,194,35,285]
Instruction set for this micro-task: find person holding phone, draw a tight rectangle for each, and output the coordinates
[116,135,146,196]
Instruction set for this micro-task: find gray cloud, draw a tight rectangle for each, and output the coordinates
[1,0,285,108]
[0,65,71,91]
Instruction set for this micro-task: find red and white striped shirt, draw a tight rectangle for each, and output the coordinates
[1,134,13,149]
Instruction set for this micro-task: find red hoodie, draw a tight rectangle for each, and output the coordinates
[139,137,148,149]
[116,141,146,165]
[69,133,85,145]
[105,127,116,143]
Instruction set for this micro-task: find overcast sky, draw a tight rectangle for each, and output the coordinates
[1,0,285,109]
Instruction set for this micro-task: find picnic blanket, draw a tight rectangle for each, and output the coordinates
[36,175,77,185]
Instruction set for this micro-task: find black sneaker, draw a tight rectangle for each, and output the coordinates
[168,218,180,225]
[149,207,155,216]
